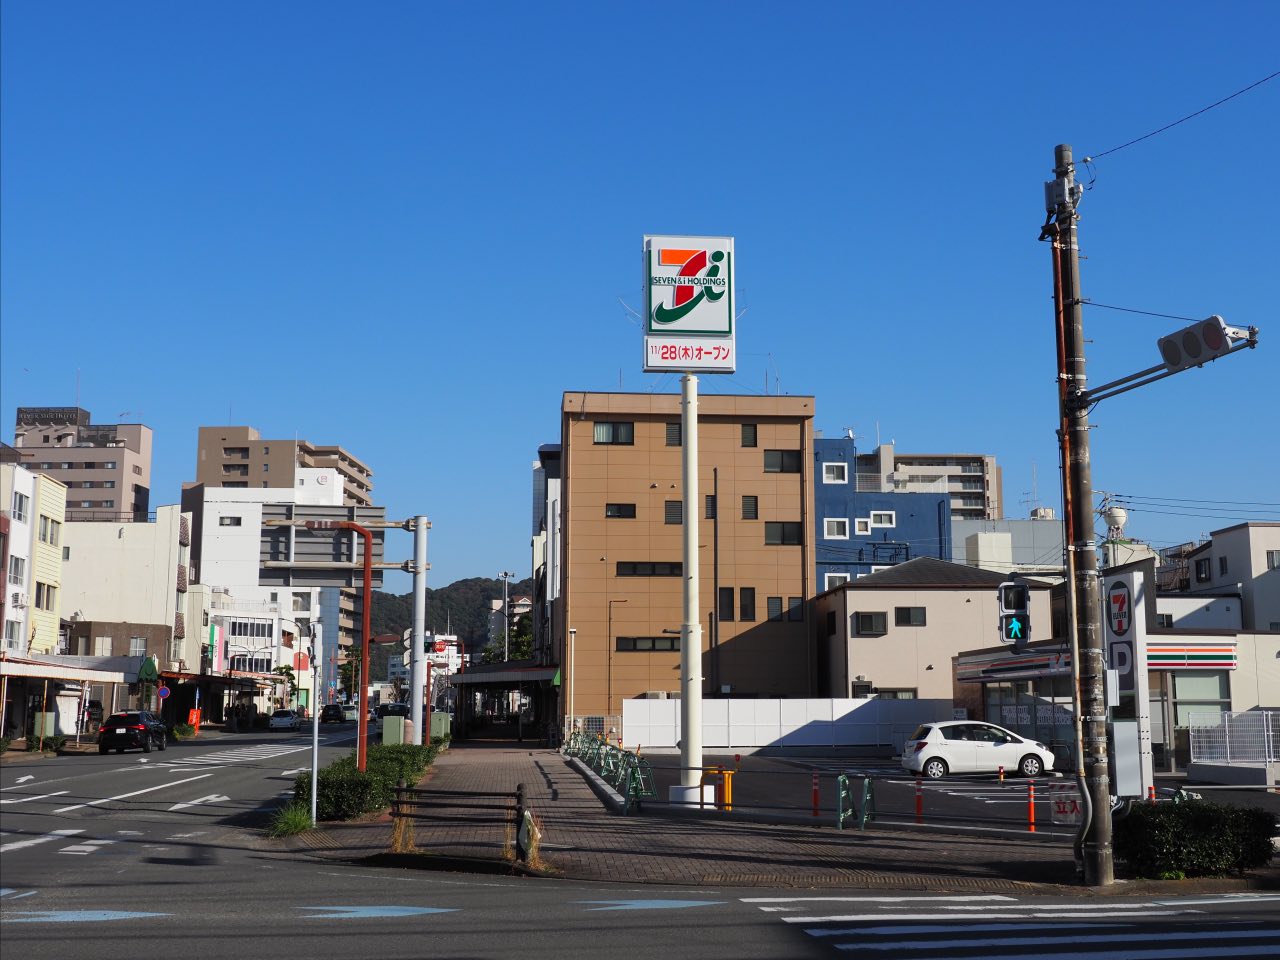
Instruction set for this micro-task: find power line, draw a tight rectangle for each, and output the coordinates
[1085,70,1280,161]
[1080,300,1198,322]
[1111,493,1280,508]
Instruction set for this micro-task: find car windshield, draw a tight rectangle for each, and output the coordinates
[272,710,294,718]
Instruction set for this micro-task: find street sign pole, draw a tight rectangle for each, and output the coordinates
[310,624,322,825]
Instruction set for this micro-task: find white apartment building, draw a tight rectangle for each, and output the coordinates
[2,463,66,655]
[1181,523,1280,633]
[2,463,37,655]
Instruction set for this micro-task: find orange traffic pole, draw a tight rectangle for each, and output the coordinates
[1028,779,1036,832]
[915,777,923,824]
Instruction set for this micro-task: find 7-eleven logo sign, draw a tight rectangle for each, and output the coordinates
[646,235,733,335]
[1107,582,1131,637]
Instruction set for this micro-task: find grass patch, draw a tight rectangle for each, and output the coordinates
[267,803,315,837]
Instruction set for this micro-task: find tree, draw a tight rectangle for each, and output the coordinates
[273,665,298,705]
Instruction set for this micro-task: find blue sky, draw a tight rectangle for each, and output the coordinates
[3,2,1277,590]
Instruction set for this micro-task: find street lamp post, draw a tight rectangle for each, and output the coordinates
[567,627,577,730]
[499,571,516,661]
[607,599,628,716]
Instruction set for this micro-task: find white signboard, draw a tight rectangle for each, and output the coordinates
[643,234,735,374]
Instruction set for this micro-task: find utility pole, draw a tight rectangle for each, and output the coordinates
[1045,143,1113,885]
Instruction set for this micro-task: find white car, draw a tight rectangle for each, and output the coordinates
[901,720,1055,779]
[268,709,302,732]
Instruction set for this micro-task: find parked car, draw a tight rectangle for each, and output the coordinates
[268,709,302,732]
[376,702,410,720]
[341,703,358,722]
[901,720,1055,779]
[98,711,167,754]
[320,704,346,723]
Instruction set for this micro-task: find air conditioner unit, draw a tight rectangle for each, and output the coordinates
[11,591,28,608]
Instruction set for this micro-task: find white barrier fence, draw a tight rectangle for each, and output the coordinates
[1188,710,1280,764]
[620,697,954,752]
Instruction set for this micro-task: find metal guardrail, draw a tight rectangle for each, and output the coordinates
[1189,710,1280,764]
[391,780,535,862]
[561,731,657,812]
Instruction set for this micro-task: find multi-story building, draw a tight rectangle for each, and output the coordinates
[1177,523,1280,633]
[2,461,38,654]
[13,407,152,522]
[194,425,373,506]
[814,436,951,589]
[556,392,817,720]
[951,514,1066,576]
[27,472,67,654]
[531,444,562,666]
[853,442,1002,520]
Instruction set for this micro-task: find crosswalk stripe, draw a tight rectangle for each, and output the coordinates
[826,928,1277,952]
[0,829,85,852]
[786,910,1188,923]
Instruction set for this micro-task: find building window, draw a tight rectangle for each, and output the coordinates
[824,518,849,540]
[870,511,896,528]
[104,480,115,488]
[263,463,269,472]
[605,503,636,519]
[854,518,871,535]
[665,422,682,446]
[7,555,26,586]
[854,612,887,635]
[741,423,757,448]
[1268,550,1280,571]
[764,449,801,473]
[664,500,683,525]
[718,587,735,623]
[895,606,926,626]
[1156,613,1174,628]
[1194,558,1210,582]
[787,597,804,621]
[764,521,802,545]
[741,495,758,520]
[740,587,756,622]
[877,689,918,700]
[823,462,848,484]
[292,592,311,613]
[11,492,29,523]
[103,461,117,470]
[1218,556,1228,576]
[593,421,634,445]
[219,516,243,527]
[824,572,851,590]
[616,561,682,577]
[62,546,70,560]
[35,582,57,611]
[705,494,716,519]
[38,516,61,546]
[223,447,249,459]
[616,635,681,652]
[5,620,23,644]
[767,597,784,621]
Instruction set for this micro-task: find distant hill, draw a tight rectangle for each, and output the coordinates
[368,576,534,677]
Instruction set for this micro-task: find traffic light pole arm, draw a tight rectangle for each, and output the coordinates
[1075,331,1258,407]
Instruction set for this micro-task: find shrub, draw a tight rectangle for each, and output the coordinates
[267,803,315,838]
[1114,799,1277,878]
[27,734,68,753]
[172,723,195,739]
[291,742,440,821]
[0,736,10,754]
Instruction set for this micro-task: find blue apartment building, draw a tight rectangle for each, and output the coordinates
[813,437,951,590]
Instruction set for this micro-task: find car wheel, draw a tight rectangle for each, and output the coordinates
[98,745,109,754]
[158,733,167,751]
[923,758,948,780]
[142,737,152,753]
[1019,755,1042,778]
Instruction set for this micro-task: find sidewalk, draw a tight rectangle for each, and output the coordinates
[285,742,1279,892]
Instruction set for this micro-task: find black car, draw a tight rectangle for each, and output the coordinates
[319,704,346,723]
[98,711,167,754]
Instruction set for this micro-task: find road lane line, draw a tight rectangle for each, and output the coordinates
[53,774,214,813]
[0,791,69,805]
[0,829,85,852]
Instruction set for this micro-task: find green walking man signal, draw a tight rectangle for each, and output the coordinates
[997,581,1031,649]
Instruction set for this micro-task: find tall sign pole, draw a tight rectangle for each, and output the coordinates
[1045,144,1113,885]
[644,235,735,803]
[410,515,429,744]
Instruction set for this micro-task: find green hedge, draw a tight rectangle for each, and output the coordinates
[1114,799,1277,878]
[292,742,440,821]
[27,734,68,753]
[0,736,11,754]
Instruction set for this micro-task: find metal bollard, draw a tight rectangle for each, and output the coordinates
[1147,784,1157,805]
[998,765,1004,784]
[1027,779,1036,832]
[915,777,923,824]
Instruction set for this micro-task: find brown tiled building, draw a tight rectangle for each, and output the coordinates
[194,426,373,506]
[557,392,816,720]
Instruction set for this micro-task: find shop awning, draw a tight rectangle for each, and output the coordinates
[0,655,129,685]
[449,666,559,686]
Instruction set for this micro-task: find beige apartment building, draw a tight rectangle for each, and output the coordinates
[195,426,373,506]
[558,392,816,720]
[854,442,1003,520]
[13,407,152,522]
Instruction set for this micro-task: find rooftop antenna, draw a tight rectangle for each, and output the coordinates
[1020,461,1043,513]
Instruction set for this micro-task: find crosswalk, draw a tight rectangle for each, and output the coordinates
[742,894,1280,958]
[149,742,315,769]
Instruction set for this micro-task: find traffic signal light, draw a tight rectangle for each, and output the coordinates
[997,581,1030,649]
[1156,315,1242,373]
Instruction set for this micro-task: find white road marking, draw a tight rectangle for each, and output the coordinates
[165,832,207,839]
[53,774,214,813]
[828,929,1280,953]
[167,794,229,812]
[0,791,69,805]
[0,829,85,852]
[59,839,116,856]
[744,895,1016,904]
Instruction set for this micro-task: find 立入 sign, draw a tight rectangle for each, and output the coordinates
[643,235,735,373]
